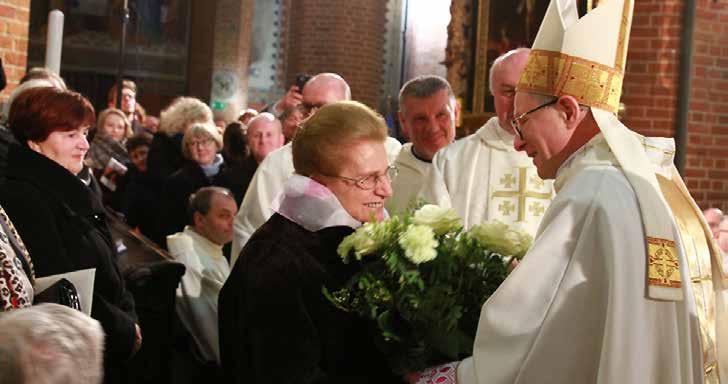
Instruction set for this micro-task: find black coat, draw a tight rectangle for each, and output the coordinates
[118,165,158,238]
[0,144,138,383]
[214,155,257,205]
[158,160,218,240]
[218,213,399,384]
[147,132,184,182]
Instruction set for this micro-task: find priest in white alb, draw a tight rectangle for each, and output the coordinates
[387,75,460,214]
[419,48,554,236]
[414,1,706,383]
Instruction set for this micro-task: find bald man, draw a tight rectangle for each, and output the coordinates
[231,73,402,263]
[419,48,554,235]
[704,208,723,239]
[246,113,284,164]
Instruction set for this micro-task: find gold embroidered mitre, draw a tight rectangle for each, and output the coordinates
[518,0,632,113]
[519,0,687,301]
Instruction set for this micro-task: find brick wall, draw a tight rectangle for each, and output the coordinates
[286,0,388,108]
[686,0,728,209]
[623,0,728,211]
[0,0,30,102]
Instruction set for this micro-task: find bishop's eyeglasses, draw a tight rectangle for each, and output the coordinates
[510,99,558,140]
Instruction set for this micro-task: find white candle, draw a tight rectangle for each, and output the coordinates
[45,10,64,74]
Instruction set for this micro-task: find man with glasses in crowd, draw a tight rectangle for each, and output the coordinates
[230,73,402,264]
[419,48,554,236]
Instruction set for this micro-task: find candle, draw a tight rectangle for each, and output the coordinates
[45,10,64,74]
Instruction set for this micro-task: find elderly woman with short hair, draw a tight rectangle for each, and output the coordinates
[159,122,225,238]
[0,86,140,384]
[219,101,400,384]
[147,97,214,181]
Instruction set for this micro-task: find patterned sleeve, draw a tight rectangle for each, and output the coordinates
[0,205,34,312]
[412,361,459,384]
[0,245,32,311]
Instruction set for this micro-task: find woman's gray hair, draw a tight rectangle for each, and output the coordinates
[0,304,105,384]
[159,97,214,136]
[181,122,223,160]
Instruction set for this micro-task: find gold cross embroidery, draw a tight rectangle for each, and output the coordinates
[500,174,516,188]
[498,201,515,216]
[529,201,545,217]
[492,167,552,222]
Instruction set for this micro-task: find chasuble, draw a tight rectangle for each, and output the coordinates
[419,117,553,236]
[456,134,703,384]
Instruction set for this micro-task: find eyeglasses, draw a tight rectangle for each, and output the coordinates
[324,165,398,190]
[302,102,325,116]
[510,99,558,140]
[189,138,214,148]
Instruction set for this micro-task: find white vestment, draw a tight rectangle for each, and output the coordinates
[420,117,553,236]
[387,143,431,214]
[457,134,703,384]
[167,226,231,363]
[232,138,403,265]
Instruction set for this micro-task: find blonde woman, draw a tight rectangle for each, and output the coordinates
[85,108,133,171]
[159,122,225,237]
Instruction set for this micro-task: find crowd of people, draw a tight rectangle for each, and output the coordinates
[0,0,725,383]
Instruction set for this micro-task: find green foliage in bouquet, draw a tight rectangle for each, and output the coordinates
[324,204,532,374]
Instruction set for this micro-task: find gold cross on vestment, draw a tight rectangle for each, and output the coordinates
[500,174,516,189]
[492,167,551,222]
[499,201,515,216]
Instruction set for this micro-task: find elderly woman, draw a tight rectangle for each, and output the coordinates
[85,108,133,176]
[159,122,225,238]
[0,87,141,384]
[218,101,399,384]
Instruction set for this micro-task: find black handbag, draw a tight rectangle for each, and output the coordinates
[33,278,82,311]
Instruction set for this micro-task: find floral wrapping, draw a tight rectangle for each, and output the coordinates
[413,362,459,384]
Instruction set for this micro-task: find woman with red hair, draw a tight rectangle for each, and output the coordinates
[0,87,141,384]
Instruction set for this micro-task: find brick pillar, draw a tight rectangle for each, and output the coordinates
[0,0,30,102]
[286,0,388,108]
[209,0,253,122]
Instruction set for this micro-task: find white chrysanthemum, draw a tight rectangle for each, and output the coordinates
[412,204,461,235]
[468,220,533,258]
[398,224,438,264]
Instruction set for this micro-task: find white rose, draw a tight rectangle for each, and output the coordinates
[468,220,533,258]
[412,204,461,235]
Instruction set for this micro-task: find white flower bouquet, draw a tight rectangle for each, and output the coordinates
[326,204,532,374]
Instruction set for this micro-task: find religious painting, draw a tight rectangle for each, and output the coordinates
[470,0,598,114]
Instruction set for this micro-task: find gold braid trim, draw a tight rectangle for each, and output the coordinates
[517,50,623,114]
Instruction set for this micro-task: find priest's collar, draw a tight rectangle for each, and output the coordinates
[410,145,432,164]
[478,116,517,151]
[273,174,385,232]
[553,133,615,192]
